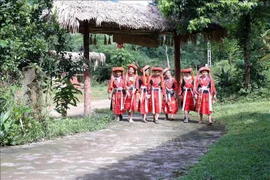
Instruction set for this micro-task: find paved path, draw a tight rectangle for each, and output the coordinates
[49,99,111,117]
[1,112,225,180]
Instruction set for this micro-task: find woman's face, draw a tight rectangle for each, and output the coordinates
[165,71,171,78]
[128,67,135,74]
[201,70,208,77]
[115,71,122,77]
[184,72,190,77]
[154,70,160,76]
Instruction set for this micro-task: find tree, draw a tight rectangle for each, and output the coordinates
[0,0,84,119]
[157,0,270,89]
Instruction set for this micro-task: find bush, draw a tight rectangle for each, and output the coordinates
[0,86,113,146]
[0,86,44,146]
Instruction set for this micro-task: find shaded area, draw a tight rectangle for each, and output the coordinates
[76,120,225,180]
[1,114,225,180]
[180,111,270,180]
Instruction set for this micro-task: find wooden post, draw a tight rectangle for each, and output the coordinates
[174,33,181,83]
[83,21,91,115]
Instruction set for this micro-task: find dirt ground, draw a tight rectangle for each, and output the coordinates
[1,100,225,180]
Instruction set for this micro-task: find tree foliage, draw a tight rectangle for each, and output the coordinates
[157,0,270,89]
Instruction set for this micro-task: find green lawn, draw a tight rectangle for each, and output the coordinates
[179,100,270,180]
[77,84,108,102]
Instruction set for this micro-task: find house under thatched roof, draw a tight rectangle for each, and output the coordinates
[51,1,226,47]
[52,1,171,34]
[50,0,227,115]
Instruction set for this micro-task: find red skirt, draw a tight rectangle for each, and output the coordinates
[163,95,178,114]
[149,89,162,114]
[182,90,195,111]
[195,92,212,115]
[138,90,150,114]
[124,89,138,112]
[111,91,125,115]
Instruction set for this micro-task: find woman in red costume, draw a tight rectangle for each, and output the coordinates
[179,68,195,123]
[194,67,217,125]
[149,67,165,124]
[108,67,126,121]
[124,64,139,122]
[162,68,178,120]
[137,65,151,123]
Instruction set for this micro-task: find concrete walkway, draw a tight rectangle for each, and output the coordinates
[49,99,111,117]
[1,112,225,180]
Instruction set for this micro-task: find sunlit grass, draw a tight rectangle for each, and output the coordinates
[77,84,108,102]
[179,100,270,180]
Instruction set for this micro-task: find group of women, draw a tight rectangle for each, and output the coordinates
[107,64,217,125]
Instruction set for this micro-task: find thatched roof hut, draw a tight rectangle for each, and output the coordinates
[52,1,171,34]
[51,0,227,115]
[51,1,227,46]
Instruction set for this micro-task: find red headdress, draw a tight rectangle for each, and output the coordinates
[181,68,193,73]
[162,67,170,75]
[198,67,210,73]
[127,64,138,71]
[109,67,125,90]
[180,68,194,85]
[140,65,150,85]
[151,66,163,72]
[140,65,150,73]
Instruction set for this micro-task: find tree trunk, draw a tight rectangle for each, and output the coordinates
[243,13,252,89]
[83,21,91,115]
[164,36,170,68]
[173,34,181,83]
[22,66,43,121]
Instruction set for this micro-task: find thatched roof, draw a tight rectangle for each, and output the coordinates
[52,0,171,34]
[51,0,227,46]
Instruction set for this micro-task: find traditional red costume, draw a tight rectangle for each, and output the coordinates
[107,67,126,115]
[149,67,165,114]
[162,68,179,115]
[179,68,195,112]
[124,64,138,112]
[137,65,151,115]
[194,67,216,115]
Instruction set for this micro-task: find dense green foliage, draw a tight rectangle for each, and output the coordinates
[0,0,85,118]
[157,0,270,88]
[179,100,270,180]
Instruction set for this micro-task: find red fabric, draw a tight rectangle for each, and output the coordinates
[124,74,138,111]
[117,43,124,49]
[149,76,164,114]
[182,91,195,111]
[163,78,178,114]
[149,90,162,114]
[112,91,125,115]
[137,75,150,114]
[181,68,193,73]
[112,67,124,72]
[196,92,211,114]
[140,65,150,73]
[194,75,216,115]
[138,90,150,114]
[180,77,195,111]
[151,67,163,71]
[107,77,125,115]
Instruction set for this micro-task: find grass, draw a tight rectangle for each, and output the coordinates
[179,100,270,180]
[44,113,113,139]
[77,84,108,102]
[1,112,114,146]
